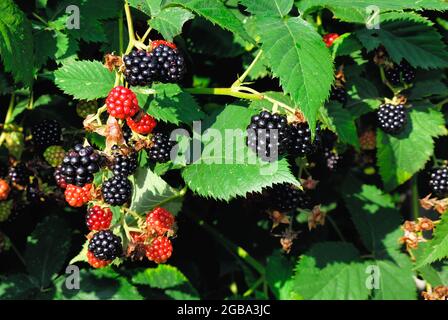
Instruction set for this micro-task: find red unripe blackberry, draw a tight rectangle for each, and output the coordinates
[31,119,62,148]
[86,206,113,231]
[101,175,132,206]
[0,179,10,201]
[429,166,448,198]
[288,122,320,157]
[152,43,186,83]
[146,236,173,264]
[151,40,177,50]
[126,110,157,135]
[146,207,175,236]
[106,86,139,119]
[60,144,101,187]
[123,50,158,87]
[87,251,111,268]
[247,111,290,161]
[88,230,123,261]
[270,183,312,211]
[377,103,408,135]
[148,132,176,163]
[64,184,92,207]
[323,33,339,47]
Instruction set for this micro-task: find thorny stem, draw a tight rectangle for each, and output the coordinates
[232,50,263,88]
[184,87,263,101]
[139,27,152,43]
[124,1,136,54]
[411,175,420,221]
[0,93,16,147]
[435,97,448,110]
[242,276,264,297]
[119,9,124,55]
[326,215,347,242]
[379,66,401,96]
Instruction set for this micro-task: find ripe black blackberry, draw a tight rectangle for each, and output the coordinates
[111,153,138,176]
[26,184,44,203]
[270,183,312,211]
[88,230,123,261]
[60,144,100,187]
[429,167,448,198]
[123,49,158,86]
[149,132,176,163]
[31,119,62,148]
[377,103,408,135]
[54,165,67,189]
[330,86,348,105]
[385,60,415,85]
[247,111,290,161]
[122,124,132,143]
[101,175,132,205]
[288,122,320,157]
[324,148,340,171]
[152,44,186,83]
[8,163,31,186]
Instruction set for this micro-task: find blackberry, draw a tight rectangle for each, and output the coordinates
[288,123,320,157]
[330,86,348,105]
[102,175,132,205]
[54,165,67,189]
[152,44,186,83]
[88,230,123,261]
[123,50,158,86]
[8,163,31,186]
[111,153,138,176]
[270,183,312,211]
[247,111,290,161]
[429,167,448,198]
[385,60,415,85]
[149,133,176,163]
[31,120,62,148]
[61,144,101,187]
[377,103,408,135]
[400,60,415,84]
[122,124,132,143]
[324,148,340,171]
[26,183,44,203]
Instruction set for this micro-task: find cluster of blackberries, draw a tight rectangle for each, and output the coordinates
[123,42,186,87]
[148,133,176,163]
[385,60,415,86]
[429,166,448,198]
[246,111,320,161]
[31,119,62,148]
[60,144,101,187]
[376,103,408,135]
[269,183,312,212]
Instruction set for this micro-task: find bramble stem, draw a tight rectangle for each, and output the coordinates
[232,50,263,88]
[184,87,264,100]
[119,9,124,54]
[379,66,400,96]
[0,94,16,147]
[124,1,136,54]
[326,215,347,242]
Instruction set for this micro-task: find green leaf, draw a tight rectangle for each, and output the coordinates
[416,214,448,269]
[377,103,448,190]
[130,167,183,215]
[254,16,333,132]
[0,274,37,299]
[356,13,448,69]
[297,0,448,23]
[181,105,299,201]
[129,0,162,16]
[266,251,294,299]
[69,240,89,265]
[341,176,401,255]
[371,259,417,300]
[54,60,115,100]
[292,242,370,300]
[150,7,194,41]
[239,0,293,17]
[25,216,71,287]
[55,268,143,300]
[169,0,254,44]
[0,0,34,86]
[325,102,360,149]
[137,84,205,125]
